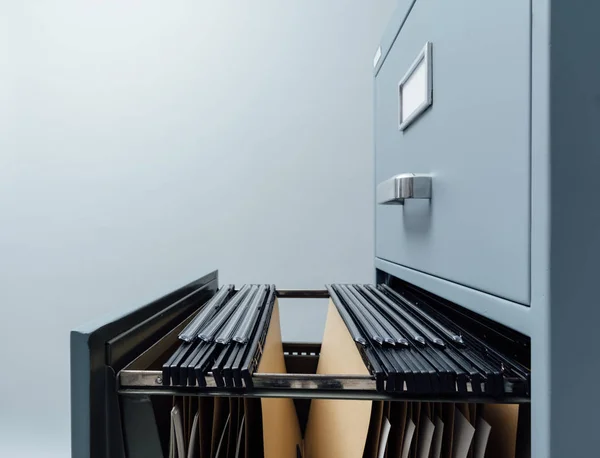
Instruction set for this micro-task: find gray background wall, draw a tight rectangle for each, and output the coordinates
[0,0,396,455]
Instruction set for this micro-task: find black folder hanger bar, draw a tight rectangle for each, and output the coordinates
[327,284,530,396]
[178,284,236,342]
[136,284,529,401]
[162,284,277,389]
[379,284,529,395]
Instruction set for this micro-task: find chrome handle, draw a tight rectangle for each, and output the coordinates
[377,173,432,205]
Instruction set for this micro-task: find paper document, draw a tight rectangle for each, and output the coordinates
[452,408,475,458]
[170,405,186,458]
[377,417,392,458]
[187,412,199,458]
[416,416,435,458]
[213,414,231,458]
[431,417,445,458]
[472,417,492,458]
[401,419,417,458]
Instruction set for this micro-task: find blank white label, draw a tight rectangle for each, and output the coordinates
[398,42,432,130]
[400,57,427,123]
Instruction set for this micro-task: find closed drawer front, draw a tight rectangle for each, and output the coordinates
[375,0,531,304]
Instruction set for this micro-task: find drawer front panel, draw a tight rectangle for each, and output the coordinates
[375,0,531,304]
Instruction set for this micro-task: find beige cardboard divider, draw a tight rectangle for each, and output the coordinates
[254,299,304,458]
[304,300,379,458]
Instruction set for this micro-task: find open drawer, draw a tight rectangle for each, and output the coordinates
[70,270,531,458]
[118,288,529,401]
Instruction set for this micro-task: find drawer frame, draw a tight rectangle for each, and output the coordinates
[71,271,531,458]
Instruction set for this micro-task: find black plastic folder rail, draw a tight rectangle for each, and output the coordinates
[162,284,277,389]
[118,283,530,402]
[327,284,530,397]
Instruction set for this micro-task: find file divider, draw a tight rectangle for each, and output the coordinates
[212,344,235,388]
[184,343,208,387]
[326,284,530,397]
[380,284,528,396]
[180,342,205,386]
[325,285,367,346]
[356,285,410,346]
[241,285,277,387]
[199,286,254,343]
[382,283,531,389]
[366,286,428,346]
[233,285,268,344]
[372,285,464,346]
[194,343,219,388]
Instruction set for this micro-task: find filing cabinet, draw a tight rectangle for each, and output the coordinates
[69,1,600,457]
[71,273,531,458]
[374,0,530,305]
[373,0,600,457]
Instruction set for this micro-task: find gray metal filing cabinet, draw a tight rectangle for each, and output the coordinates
[373,0,600,456]
[69,1,598,457]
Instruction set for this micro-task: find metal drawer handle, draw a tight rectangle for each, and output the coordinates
[377,173,432,205]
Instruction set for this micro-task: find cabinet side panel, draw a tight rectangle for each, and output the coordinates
[548,0,600,456]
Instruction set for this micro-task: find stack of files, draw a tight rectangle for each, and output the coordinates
[303,301,530,458]
[167,393,303,458]
[326,284,530,395]
[168,296,531,458]
[157,287,529,457]
[166,296,304,458]
[162,284,278,388]
[159,282,529,395]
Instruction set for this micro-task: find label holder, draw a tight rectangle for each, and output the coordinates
[398,42,433,131]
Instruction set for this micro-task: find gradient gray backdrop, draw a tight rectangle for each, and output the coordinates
[0,0,396,455]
